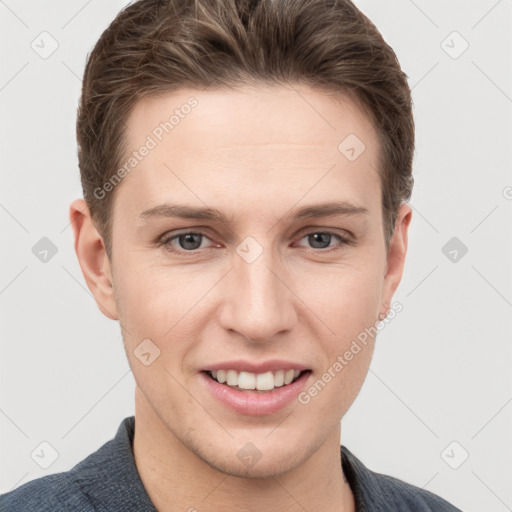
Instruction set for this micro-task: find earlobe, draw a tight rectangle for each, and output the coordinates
[69,199,119,321]
[379,203,412,318]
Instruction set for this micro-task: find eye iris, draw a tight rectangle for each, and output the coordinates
[179,233,202,250]
[308,233,331,249]
[172,232,336,251]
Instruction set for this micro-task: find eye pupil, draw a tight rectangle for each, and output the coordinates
[179,233,202,250]
[308,232,331,249]
[165,231,343,254]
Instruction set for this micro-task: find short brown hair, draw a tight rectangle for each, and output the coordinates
[77,0,414,258]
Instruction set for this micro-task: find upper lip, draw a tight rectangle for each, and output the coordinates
[202,359,310,374]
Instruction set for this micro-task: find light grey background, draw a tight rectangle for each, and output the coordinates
[1,1,511,510]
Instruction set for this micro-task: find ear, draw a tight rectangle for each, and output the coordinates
[69,199,119,320]
[380,202,412,316]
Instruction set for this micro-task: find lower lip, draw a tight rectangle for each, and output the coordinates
[200,371,311,416]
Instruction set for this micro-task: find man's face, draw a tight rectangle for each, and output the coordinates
[90,85,409,477]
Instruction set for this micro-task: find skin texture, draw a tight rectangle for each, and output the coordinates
[70,84,412,512]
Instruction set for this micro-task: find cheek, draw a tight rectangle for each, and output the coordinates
[112,258,219,383]
[114,246,384,339]
[114,258,205,333]
[301,261,383,330]
[299,263,382,407]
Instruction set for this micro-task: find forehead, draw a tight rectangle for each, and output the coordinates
[116,85,381,219]
[125,84,377,151]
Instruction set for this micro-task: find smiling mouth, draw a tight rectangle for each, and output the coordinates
[203,369,310,392]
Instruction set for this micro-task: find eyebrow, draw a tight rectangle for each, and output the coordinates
[138,201,369,224]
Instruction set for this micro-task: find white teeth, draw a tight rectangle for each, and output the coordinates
[209,369,304,391]
[284,370,295,385]
[256,371,275,391]
[238,371,256,390]
[226,369,238,386]
[274,370,285,387]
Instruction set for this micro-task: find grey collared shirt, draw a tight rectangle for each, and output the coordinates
[1,416,462,511]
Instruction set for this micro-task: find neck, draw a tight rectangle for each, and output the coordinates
[132,387,355,512]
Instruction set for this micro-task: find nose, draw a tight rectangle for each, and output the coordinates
[217,242,297,344]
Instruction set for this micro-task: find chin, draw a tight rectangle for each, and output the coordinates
[209,452,304,480]
[193,436,318,480]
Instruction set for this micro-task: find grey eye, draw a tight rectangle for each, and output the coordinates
[167,232,208,251]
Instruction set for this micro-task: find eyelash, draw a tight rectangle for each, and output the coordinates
[158,230,352,256]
